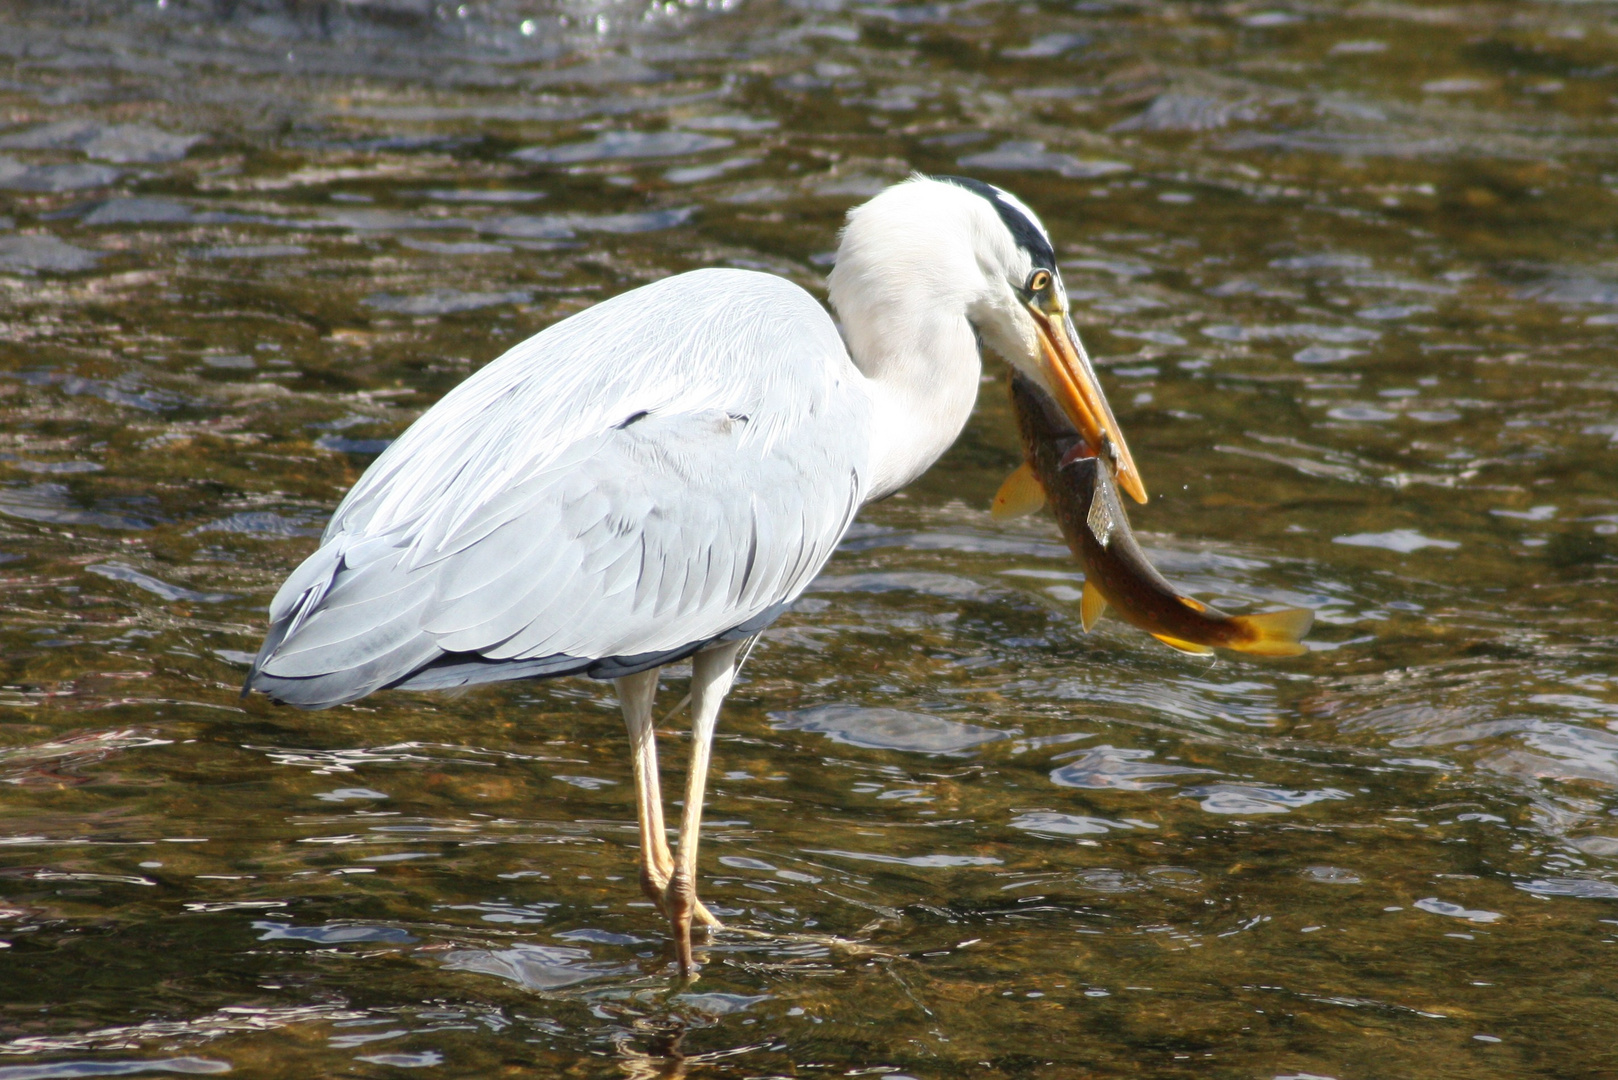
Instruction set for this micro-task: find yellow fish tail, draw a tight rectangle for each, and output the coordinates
[1227,608,1315,657]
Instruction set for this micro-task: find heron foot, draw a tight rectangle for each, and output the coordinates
[665,868,701,976]
[640,854,721,930]
[702,924,892,961]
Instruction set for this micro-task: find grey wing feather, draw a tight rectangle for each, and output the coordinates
[246,269,870,709]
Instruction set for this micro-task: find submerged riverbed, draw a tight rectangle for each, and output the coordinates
[3,0,1618,1076]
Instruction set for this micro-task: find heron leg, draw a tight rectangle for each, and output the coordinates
[618,669,671,907]
[666,639,743,976]
[618,669,721,929]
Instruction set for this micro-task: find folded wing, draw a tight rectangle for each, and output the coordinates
[246,269,869,708]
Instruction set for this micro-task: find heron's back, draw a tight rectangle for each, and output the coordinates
[247,269,870,708]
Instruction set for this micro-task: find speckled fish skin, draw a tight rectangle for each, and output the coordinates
[1008,373,1311,656]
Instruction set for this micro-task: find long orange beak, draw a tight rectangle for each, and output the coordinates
[1028,304,1147,504]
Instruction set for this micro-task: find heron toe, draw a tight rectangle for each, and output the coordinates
[640,854,722,930]
[664,868,703,975]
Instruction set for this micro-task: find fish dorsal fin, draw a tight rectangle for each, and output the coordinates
[1086,456,1128,549]
[992,461,1046,520]
[1086,484,1114,548]
[1080,579,1108,631]
[1150,632,1215,655]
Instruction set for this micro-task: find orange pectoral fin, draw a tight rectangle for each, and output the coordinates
[1080,579,1108,632]
[991,461,1047,520]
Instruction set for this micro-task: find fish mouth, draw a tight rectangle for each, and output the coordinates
[1027,304,1147,504]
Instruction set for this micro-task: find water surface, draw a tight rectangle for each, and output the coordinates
[3,0,1618,1076]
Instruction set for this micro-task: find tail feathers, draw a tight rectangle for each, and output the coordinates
[1228,607,1314,657]
[244,536,442,708]
[246,635,441,709]
[241,612,295,699]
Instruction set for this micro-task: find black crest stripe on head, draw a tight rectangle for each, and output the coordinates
[935,174,1056,270]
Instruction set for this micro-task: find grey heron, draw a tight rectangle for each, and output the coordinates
[245,174,1143,974]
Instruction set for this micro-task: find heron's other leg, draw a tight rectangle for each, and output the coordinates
[617,669,672,906]
[618,669,721,929]
[666,639,743,975]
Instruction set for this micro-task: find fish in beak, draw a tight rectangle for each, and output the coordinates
[1000,373,1314,658]
[1026,303,1148,504]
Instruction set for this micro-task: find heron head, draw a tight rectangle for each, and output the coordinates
[828,175,1146,503]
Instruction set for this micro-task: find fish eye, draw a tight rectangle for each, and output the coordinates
[1026,269,1052,294]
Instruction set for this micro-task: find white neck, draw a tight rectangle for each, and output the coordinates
[847,302,983,501]
[828,179,1024,502]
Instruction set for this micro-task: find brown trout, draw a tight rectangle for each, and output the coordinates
[997,374,1313,657]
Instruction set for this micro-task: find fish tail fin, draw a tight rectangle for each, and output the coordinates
[1227,608,1315,657]
[1150,632,1215,655]
[992,461,1046,520]
[1080,580,1108,631]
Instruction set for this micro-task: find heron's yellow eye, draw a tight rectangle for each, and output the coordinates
[1027,269,1052,294]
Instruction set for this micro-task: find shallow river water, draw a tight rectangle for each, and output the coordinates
[3,0,1618,1076]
